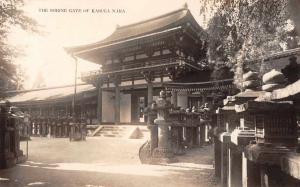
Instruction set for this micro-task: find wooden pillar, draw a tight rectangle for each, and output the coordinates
[114,76,121,124]
[28,107,32,135]
[202,93,207,105]
[39,106,42,116]
[52,106,55,117]
[80,100,84,118]
[65,104,69,117]
[147,82,153,123]
[115,86,120,124]
[147,83,153,106]
[171,90,177,107]
[97,78,103,124]
[144,71,154,124]
[131,94,138,122]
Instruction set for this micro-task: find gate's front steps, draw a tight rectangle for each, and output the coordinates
[92,125,149,139]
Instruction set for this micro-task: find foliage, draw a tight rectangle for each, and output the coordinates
[201,0,299,85]
[0,0,37,89]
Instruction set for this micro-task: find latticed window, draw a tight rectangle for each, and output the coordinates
[255,115,264,138]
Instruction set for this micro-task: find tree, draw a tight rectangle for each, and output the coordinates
[0,0,37,90]
[200,0,299,87]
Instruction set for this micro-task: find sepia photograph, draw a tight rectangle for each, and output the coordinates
[0,0,300,186]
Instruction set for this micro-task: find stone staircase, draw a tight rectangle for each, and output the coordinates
[92,125,149,139]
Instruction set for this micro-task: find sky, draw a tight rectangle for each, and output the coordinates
[8,0,206,89]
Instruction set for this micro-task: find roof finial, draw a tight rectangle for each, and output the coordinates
[183,2,188,9]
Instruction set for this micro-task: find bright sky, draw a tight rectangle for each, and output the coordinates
[8,0,205,89]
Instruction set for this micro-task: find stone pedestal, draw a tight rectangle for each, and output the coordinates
[200,124,206,146]
[150,124,158,153]
[151,91,176,164]
[229,146,242,187]
[219,132,231,187]
[214,138,222,179]
[280,153,300,186]
[243,155,260,187]
[229,127,255,187]
[245,144,297,187]
[0,109,26,169]
[152,123,175,163]
[191,127,198,146]
[259,165,298,187]
[171,126,185,155]
[185,127,194,148]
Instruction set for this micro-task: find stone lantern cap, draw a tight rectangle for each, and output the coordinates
[242,71,260,90]
[245,143,294,165]
[231,127,255,147]
[234,100,293,113]
[262,69,287,92]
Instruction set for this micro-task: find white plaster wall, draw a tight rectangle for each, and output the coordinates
[102,91,115,123]
[120,93,131,123]
[177,92,188,109]
[101,92,131,123]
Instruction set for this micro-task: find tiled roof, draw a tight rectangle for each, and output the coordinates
[246,47,300,64]
[1,84,96,104]
[234,90,266,98]
[66,8,205,54]
[271,79,300,100]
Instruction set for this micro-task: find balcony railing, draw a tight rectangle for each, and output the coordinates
[81,56,201,80]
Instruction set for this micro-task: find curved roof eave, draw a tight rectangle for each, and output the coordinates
[65,8,207,56]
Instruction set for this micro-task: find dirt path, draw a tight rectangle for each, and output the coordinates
[0,137,218,187]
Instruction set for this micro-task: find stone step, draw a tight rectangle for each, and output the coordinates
[102,134,122,137]
[92,125,149,139]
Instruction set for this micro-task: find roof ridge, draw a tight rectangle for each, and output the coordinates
[4,83,93,94]
[117,8,188,30]
[246,47,300,63]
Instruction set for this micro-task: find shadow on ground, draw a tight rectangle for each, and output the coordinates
[0,162,217,187]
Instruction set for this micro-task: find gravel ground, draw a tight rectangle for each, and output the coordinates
[0,137,218,187]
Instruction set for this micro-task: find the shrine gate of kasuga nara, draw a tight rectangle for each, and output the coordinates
[65,7,233,125]
[4,5,300,187]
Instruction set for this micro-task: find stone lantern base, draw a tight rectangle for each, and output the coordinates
[151,148,177,164]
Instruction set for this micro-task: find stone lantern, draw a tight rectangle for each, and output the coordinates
[152,90,175,163]
[238,100,297,187]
